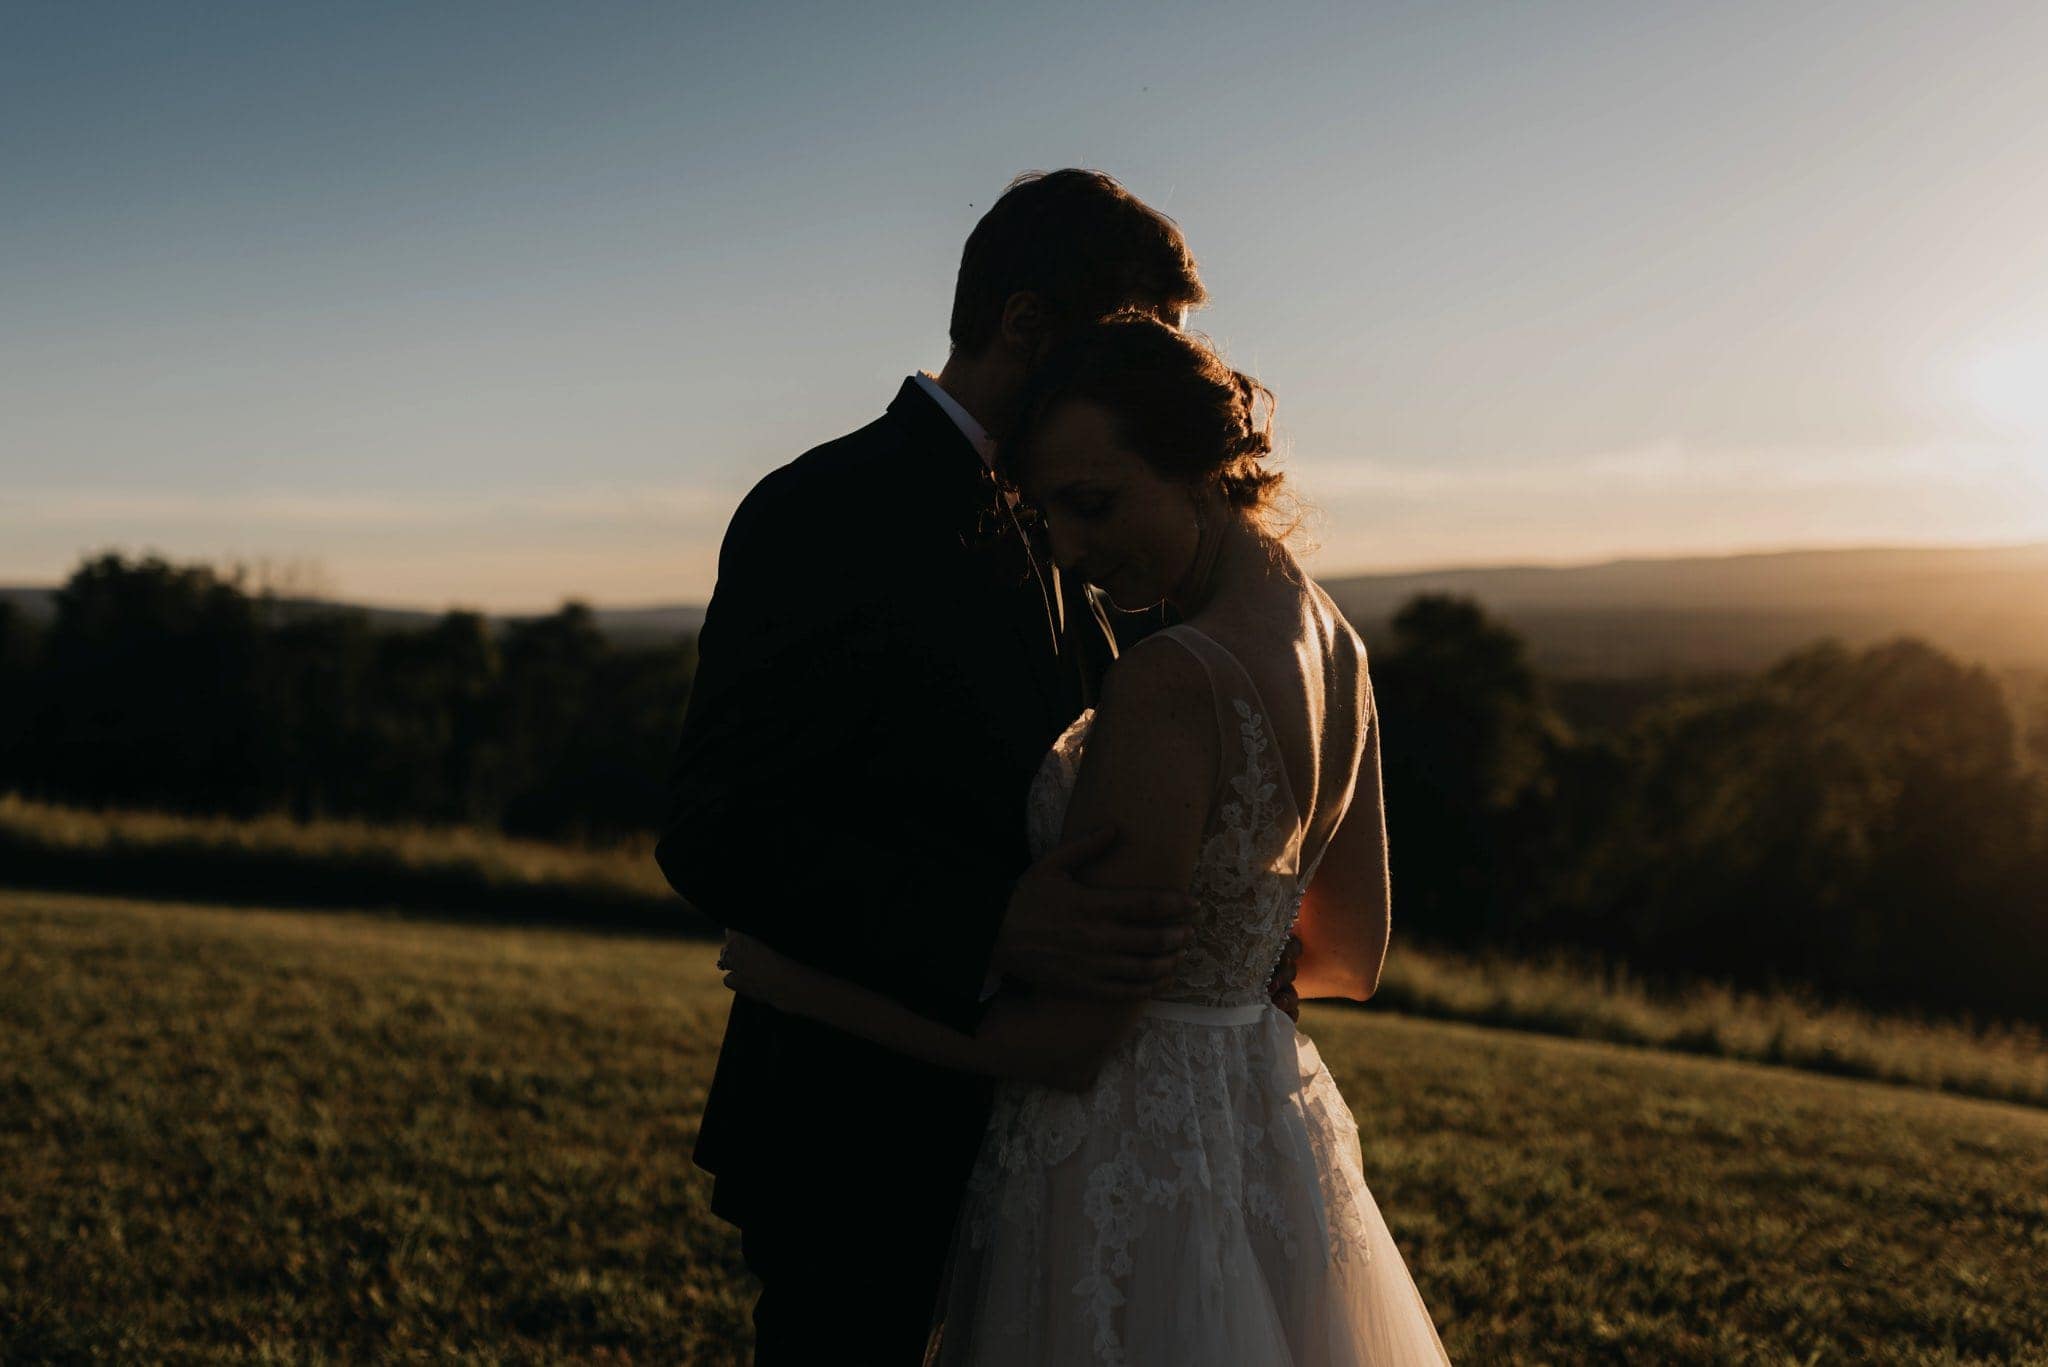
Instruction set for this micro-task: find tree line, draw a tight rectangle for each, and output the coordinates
[3,553,2043,1022]
[0,554,692,841]
[1371,595,2048,1023]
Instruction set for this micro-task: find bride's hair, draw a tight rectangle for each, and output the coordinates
[1007,315,1301,535]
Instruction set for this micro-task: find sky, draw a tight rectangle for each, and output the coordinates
[5,0,2047,610]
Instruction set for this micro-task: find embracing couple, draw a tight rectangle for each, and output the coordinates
[659,170,1450,1365]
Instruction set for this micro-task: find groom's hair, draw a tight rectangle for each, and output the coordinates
[949,170,1206,356]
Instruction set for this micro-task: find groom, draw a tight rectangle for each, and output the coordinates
[659,170,1300,1363]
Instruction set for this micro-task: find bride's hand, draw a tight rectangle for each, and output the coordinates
[718,931,816,1012]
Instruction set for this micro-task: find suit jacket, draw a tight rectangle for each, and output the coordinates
[658,377,1117,1233]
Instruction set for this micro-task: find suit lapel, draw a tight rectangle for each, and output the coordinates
[887,378,1071,732]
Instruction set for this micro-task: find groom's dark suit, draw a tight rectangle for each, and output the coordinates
[658,378,1116,1362]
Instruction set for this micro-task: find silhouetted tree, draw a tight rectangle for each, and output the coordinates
[1568,638,2043,1015]
[33,555,264,812]
[1372,594,1567,945]
[497,603,693,838]
[252,606,379,820]
[0,601,46,788]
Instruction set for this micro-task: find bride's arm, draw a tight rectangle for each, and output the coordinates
[721,937,1114,1091]
[1293,674,1392,1001]
[721,638,1217,1091]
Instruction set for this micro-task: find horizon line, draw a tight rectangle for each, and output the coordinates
[8,534,2048,617]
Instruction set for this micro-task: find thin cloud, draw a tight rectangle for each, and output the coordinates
[2,483,739,528]
[1293,438,2045,499]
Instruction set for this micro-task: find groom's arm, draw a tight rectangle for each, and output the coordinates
[717,633,1216,1091]
[657,468,1010,1004]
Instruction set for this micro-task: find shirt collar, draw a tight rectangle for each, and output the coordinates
[912,372,996,471]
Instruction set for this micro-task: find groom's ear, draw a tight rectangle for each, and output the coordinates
[998,291,1055,360]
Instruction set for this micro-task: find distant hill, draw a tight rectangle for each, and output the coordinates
[9,542,2046,675]
[1317,543,2048,675]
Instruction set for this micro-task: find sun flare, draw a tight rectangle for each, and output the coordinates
[1963,344,2048,436]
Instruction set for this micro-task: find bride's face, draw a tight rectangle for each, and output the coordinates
[1017,399,1201,611]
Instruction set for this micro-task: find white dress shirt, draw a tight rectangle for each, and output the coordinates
[912,371,997,470]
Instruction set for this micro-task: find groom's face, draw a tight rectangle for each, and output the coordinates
[1018,399,1200,611]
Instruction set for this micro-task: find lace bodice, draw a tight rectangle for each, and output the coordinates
[1024,623,1354,1009]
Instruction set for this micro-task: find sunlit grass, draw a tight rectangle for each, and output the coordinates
[0,791,671,895]
[0,889,747,1365]
[4,890,2042,1363]
[0,792,676,924]
[1373,944,2048,1109]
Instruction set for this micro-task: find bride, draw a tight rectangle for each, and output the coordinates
[719,316,1451,1365]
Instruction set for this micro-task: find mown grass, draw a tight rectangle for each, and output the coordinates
[4,888,2045,1364]
[6,793,2044,1109]
[2,888,745,1365]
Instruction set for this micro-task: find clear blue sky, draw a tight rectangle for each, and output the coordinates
[6,0,2046,608]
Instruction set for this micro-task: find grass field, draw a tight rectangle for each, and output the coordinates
[8,793,2045,1109]
[5,888,2044,1364]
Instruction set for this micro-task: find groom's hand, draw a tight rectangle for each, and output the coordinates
[994,826,1197,999]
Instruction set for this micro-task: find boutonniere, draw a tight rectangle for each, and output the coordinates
[959,465,1045,584]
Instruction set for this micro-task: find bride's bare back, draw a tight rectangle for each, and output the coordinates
[1172,544,1389,1003]
[1183,563,1368,851]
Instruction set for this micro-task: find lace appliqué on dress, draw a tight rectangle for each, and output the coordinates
[1168,698,1306,1010]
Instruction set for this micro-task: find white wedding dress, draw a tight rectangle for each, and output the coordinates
[932,624,1452,1365]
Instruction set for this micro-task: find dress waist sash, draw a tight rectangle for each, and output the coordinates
[1140,999,1271,1026]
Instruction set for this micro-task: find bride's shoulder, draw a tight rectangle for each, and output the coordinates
[1303,577,1370,664]
[1079,632,1221,788]
[1102,630,1213,715]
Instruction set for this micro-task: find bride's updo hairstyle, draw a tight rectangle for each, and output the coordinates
[1007,315,1296,533]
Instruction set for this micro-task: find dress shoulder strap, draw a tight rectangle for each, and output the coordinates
[1150,624,1305,835]
[1152,622,1255,699]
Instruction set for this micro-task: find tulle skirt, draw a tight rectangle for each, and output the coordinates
[930,1002,1451,1366]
